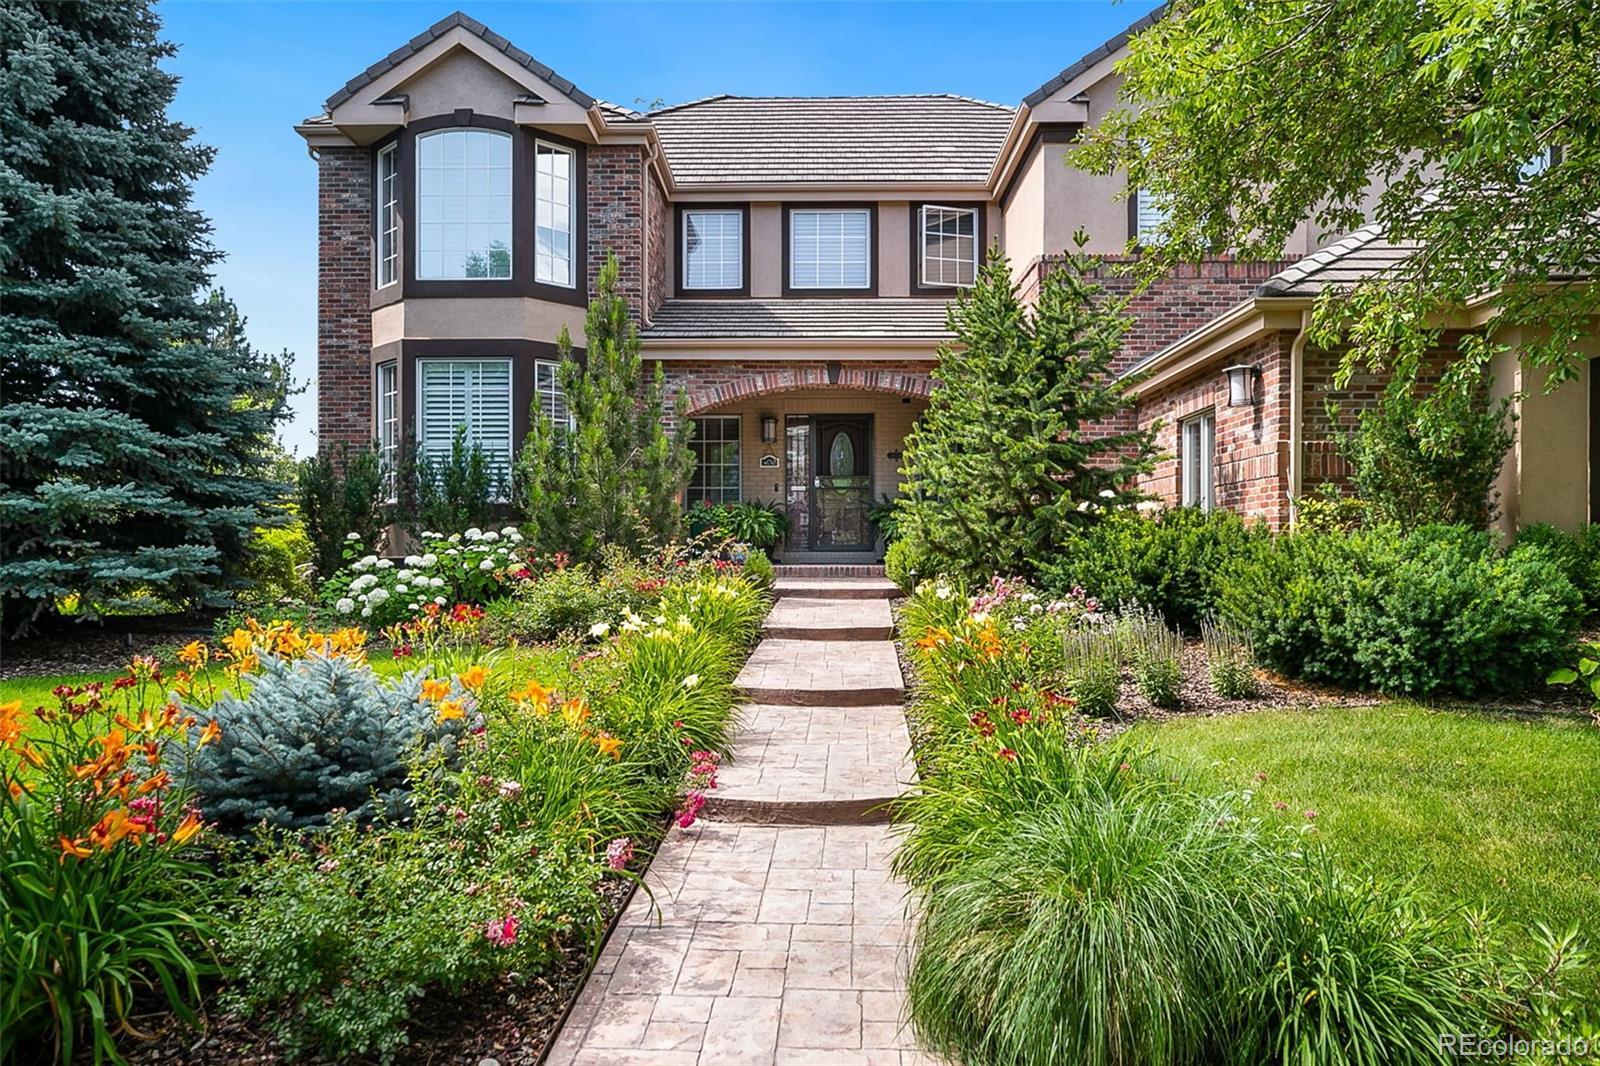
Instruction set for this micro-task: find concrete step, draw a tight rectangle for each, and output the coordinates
[735,638,905,707]
[773,576,900,600]
[773,564,886,578]
[763,597,894,641]
[706,704,915,825]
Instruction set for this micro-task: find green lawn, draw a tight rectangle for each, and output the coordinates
[1143,703,1600,971]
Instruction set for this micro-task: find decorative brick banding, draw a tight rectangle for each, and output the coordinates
[662,362,934,417]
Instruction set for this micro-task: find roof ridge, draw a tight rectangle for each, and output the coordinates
[652,92,1014,112]
[1023,3,1167,108]
[323,9,596,113]
[1257,223,1388,295]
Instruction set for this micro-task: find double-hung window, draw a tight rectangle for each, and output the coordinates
[689,416,741,505]
[416,129,512,280]
[1134,186,1170,245]
[417,359,513,494]
[790,209,870,290]
[375,361,399,500]
[535,140,576,287]
[682,209,743,290]
[919,205,977,287]
[375,144,399,287]
[1180,410,1216,512]
[534,359,573,430]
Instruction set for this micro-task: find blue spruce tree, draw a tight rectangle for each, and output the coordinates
[0,0,290,634]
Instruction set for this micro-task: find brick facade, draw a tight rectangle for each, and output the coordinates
[316,146,374,452]
[587,144,647,317]
[645,164,669,322]
[658,360,937,422]
[1133,333,1295,528]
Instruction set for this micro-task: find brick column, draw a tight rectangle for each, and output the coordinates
[587,144,646,320]
[316,146,373,454]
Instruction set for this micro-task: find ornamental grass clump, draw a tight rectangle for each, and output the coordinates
[185,620,467,831]
[1062,626,1122,718]
[1,661,220,1065]
[1127,607,1183,708]
[1201,617,1259,699]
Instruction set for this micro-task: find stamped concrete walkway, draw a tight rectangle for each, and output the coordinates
[547,575,932,1066]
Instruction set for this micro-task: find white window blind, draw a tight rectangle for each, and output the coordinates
[416,129,512,280]
[417,359,513,490]
[920,205,977,287]
[1135,186,1171,245]
[534,359,572,429]
[375,361,399,500]
[689,416,741,505]
[1180,411,1216,512]
[376,144,399,287]
[682,210,743,289]
[790,209,870,289]
[535,140,575,287]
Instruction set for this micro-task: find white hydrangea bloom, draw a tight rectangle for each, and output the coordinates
[420,553,439,566]
[404,555,423,567]
[448,534,461,544]
[345,532,361,541]
[394,584,408,594]
[335,598,355,614]
[479,559,495,571]
[481,530,499,542]
[421,531,439,540]
[375,558,394,569]
[350,574,379,593]
[501,526,518,537]
[465,527,483,540]
[366,587,390,605]
[435,596,447,605]
[360,607,372,618]
[397,569,415,582]
[353,555,377,572]
[429,576,445,588]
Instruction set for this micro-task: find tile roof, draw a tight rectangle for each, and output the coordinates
[324,11,595,113]
[1023,3,1167,107]
[647,95,1014,186]
[641,299,955,340]
[1256,225,1420,296]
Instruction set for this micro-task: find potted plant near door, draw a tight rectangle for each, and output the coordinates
[686,500,792,558]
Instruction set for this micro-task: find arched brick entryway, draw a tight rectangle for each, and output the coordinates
[679,365,933,416]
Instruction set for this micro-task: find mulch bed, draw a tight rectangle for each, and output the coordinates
[110,848,646,1066]
[1,616,216,681]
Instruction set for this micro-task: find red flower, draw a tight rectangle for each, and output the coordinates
[997,747,1018,762]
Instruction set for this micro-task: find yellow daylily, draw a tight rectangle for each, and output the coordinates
[421,678,453,703]
[436,699,467,722]
[457,665,489,693]
[592,732,623,760]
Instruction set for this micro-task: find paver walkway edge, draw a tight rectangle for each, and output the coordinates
[545,576,937,1066]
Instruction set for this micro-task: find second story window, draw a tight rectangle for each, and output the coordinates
[535,140,575,287]
[682,209,743,290]
[791,208,870,290]
[919,205,977,288]
[375,361,398,500]
[375,144,398,287]
[416,129,512,280]
[1134,186,1170,245]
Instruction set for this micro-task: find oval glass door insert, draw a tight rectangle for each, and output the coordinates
[828,431,856,477]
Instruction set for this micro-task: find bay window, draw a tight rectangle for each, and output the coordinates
[416,128,512,280]
[417,359,513,492]
[790,208,870,290]
[535,140,575,287]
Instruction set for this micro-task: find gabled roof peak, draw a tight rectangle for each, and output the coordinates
[1023,3,1166,108]
[323,10,596,113]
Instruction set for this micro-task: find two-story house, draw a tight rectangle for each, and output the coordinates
[299,9,1596,560]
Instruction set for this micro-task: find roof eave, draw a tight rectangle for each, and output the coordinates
[1123,296,1312,397]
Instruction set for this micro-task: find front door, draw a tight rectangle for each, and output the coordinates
[795,415,873,550]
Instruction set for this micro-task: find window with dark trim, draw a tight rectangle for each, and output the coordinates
[790,209,871,290]
[417,358,514,494]
[415,129,513,280]
[534,359,572,429]
[1133,186,1170,245]
[375,361,399,500]
[682,209,744,290]
[918,204,978,288]
[534,140,575,287]
[689,416,741,505]
[376,144,399,288]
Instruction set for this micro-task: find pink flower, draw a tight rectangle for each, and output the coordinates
[675,789,708,828]
[606,836,634,871]
[1304,810,1319,820]
[497,779,523,801]
[484,914,519,946]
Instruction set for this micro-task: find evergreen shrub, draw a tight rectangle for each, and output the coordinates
[1509,522,1600,618]
[1220,525,1581,696]
[186,652,464,830]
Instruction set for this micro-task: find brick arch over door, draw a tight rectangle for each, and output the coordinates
[679,366,934,416]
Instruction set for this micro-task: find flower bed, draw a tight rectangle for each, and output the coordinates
[894,577,1593,1066]
[1,552,770,1064]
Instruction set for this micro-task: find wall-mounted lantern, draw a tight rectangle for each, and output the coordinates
[760,414,778,443]
[1224,364,1260,406]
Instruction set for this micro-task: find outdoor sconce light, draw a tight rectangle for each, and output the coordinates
[760,415,778,443]
[1224,364,1260,406]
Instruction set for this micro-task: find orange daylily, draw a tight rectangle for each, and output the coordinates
[510,680,553,712]
[973,624,1004,661]
[0,699,23,747]
[226,653,259,677]
[59,836,93,862]
[177,640,209,668]
[134,771,170,796]
[198,720,222,747]
[592,732,623,760]
[436,699,467,722]
[15,745,45,770]
[421,678,454,703]
[171,811,204,846]
[89,809,143,850]
[8,780,23,800]
[560,698,591,727]
[457,665,489,693]
[915,627,954,651]
[222,628,254,659]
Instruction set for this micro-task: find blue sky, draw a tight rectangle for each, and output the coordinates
[160,0,1160,454]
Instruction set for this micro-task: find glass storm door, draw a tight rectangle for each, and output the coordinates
[809,416,874,550]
